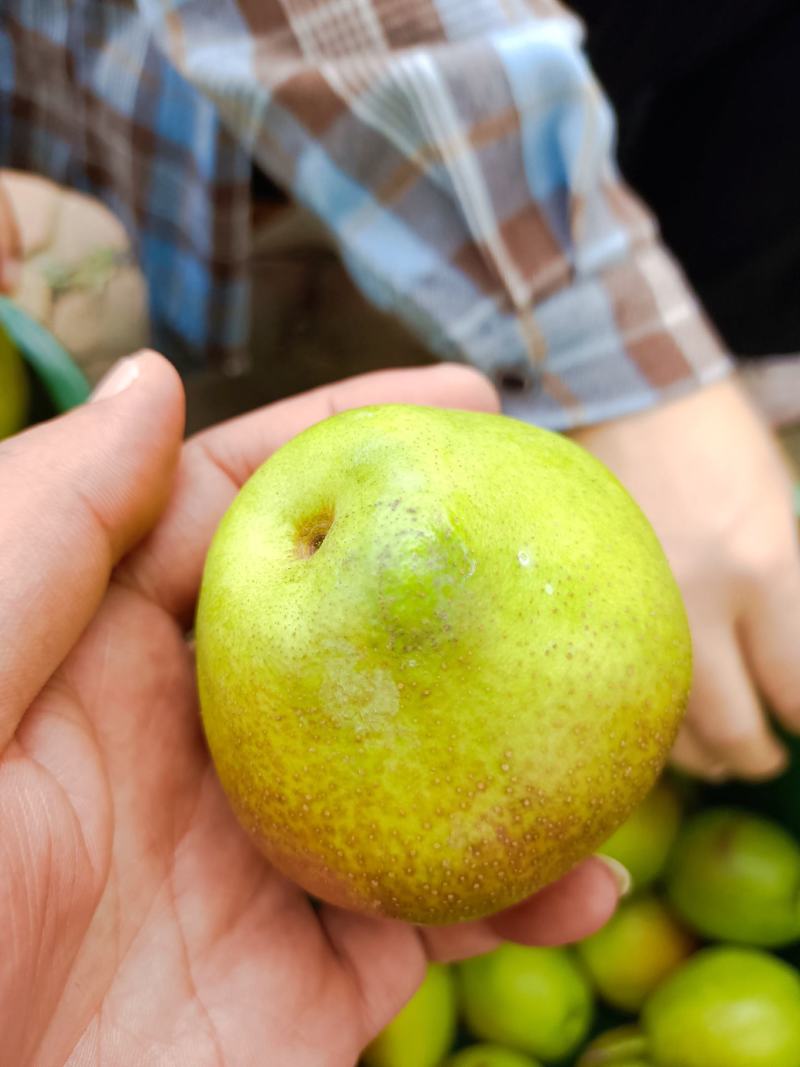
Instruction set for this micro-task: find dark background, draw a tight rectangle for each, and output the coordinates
[569,0,800,357]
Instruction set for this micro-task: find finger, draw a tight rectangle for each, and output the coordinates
[670,723,728,782]
[418,920,504,964]
[740,552,800,732]
[319,854,621,1034]
[121,363,500,620]
[688,629,788,780]
[0,176,22,292]
[418,857,622,963]
[0,352,184,748]
[320,905,427,1042]
[484,856,622,948]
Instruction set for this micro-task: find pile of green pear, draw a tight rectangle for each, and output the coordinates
[362,775,800,1067]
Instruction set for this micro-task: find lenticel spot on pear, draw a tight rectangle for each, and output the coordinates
[195,405,691,924]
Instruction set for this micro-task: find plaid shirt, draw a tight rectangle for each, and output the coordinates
[0,0,730,428]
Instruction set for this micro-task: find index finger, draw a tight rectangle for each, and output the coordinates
[119,364,500,621]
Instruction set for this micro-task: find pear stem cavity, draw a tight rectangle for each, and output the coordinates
[295,508,334,559]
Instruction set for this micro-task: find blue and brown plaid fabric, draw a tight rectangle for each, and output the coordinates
[1,0,730,428]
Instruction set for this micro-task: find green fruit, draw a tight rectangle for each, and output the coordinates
[577,894,695,1012]
[196,405,691,923]
[457,943,593,1061]
[362,963,456,1067]
[600,779,683,891]
[0,324,29,439]
[666,808,800,946]
[643,947,800,1067]
[577,1026,651,1066]
[442,1045,542,1067]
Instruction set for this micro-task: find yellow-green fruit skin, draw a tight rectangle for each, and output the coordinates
[458,944,593,1060]
[0,326,29,440]
[600,778,683,891]
[643,947,800,1067]
[666,808,800,946]
[443,1044,542,1067]
[196,406,691,924]
[362,963,456,1067]
[577,894,695,1012]
[577,1025,651,1066]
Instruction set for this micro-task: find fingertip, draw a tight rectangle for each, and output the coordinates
[93,349,184,423]
[91,351,185,478]
[735,744,789,781]
[428,363,502,414]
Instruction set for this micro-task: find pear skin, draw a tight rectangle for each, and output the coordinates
[458,943,593,1061]
[600,778,683,891]
[666,808,800,946]
[443,1045,542,1067]
[643,947,800,1067]
[577,1026,651,1066]
[577,894,695,1012]
[197,406,691,923]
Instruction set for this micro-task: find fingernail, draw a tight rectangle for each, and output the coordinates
[91,357,141,402]
[595,855,632,898]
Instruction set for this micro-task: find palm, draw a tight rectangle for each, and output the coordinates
[6,582,398,1067]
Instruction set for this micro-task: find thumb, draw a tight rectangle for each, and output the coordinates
[0,351,184,749]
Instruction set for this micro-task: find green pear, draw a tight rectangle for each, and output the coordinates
[577,1026,652,1066]
[457,943,593,1060]
[362,963,456,1067]
[196,405,691,923]
[599,778,683,891]
[442,1044,542,1067]
[666,808,800,946]
[642,947,800,1067]
[577,894,695,1012]
[0,325,28,439]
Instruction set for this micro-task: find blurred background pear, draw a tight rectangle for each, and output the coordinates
[458,944,593,1062]
[666,808,800,946]
[362,963,456,1067]
[577,894,695,1012]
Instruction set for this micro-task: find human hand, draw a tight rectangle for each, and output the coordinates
[0,173,21,293]
[573,376,800,782]
[1,354,622,1067]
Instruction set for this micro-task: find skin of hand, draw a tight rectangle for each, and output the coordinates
[0,353,622,1067]
[0,174,21,293]
[573,375,800,782]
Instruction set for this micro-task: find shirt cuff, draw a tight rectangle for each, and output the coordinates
[466,243,733,431]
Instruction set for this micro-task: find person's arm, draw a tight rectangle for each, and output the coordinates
[137,0,730,428]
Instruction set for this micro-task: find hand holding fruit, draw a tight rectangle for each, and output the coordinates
[0,354,625,1065]
[573,377,800,782]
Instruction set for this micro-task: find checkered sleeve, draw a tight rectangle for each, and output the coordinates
[139,0,731,429]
